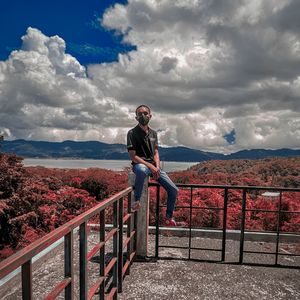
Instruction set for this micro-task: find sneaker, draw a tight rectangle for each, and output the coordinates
[164,218,187,227]
[131,201,141,212]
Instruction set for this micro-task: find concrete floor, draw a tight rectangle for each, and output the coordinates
[118,234,300,300]
[1,233,299,299]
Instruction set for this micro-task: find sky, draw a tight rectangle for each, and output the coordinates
[0,0,300,153]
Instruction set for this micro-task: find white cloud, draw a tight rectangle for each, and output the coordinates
[1,1,300,152]
[0,27,131,144]
[92,0,300,151]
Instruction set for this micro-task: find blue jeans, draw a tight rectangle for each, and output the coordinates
[132,163,178,218]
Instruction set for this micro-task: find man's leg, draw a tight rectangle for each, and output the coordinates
[132,163,151,202]
[157,170,179,218]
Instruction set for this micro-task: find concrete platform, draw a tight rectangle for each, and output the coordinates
[1,233,299,299]
[119,258,300,300]
[118,234,300,300]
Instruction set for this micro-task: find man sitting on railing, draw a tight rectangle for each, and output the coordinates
[127,104,186,227]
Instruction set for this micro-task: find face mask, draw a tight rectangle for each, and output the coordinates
[138,114,150,126]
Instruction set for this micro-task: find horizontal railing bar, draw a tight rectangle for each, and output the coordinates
[159,245,189,250]
[106,287,117,300]
[149,182,300,192]
[105,257,117,276]
[244,250,300,257]
[246,209,279,213]
[188,226,224,231]
[157,256,300,269]
[87,242,105,261]
[190,247,222,252]
[158,245,222,252]
[148,226,300,239]
[189,206,223,210]
[161,207,299,213]
[243,250,277,255]
[159,205,223,210]
[246,209,300,214]
[105,228,119,243]
[89,224,300,239]
[122,261,130,278]
[87,277,105,300]
[130,251,136,260]
[44,277,72,300]
[122,252,136,277]
[159,206,300,213]
[123,213,132,223]
[123,231,136,250]
[0,187,132,280]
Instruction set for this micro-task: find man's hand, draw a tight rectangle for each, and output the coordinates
[128,150,160,179]
[149,165,160,180]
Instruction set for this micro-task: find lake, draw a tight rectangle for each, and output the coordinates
[23,158,198,172]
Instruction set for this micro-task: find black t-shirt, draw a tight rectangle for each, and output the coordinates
[127,125,158,165]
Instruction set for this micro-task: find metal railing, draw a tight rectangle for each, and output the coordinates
[0,187,137,299]
[1,182,299,299]
[150,183,300,268]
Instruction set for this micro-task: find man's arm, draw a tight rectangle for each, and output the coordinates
[128,150,160,179]
[153,149,160,170]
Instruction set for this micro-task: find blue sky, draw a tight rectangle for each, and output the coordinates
[0,0,133,65]
[0,1,300,152]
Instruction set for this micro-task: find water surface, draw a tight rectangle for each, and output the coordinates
[23,158,198,172]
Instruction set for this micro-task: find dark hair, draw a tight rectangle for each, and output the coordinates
[135,105,151,115]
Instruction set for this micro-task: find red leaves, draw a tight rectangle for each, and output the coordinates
[0,153,299,261]
[0,153,27,199]
[150,158,300,232]
[0,154,128,260]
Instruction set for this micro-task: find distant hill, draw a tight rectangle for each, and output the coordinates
[1,139,300,162]
[182,157,300,187]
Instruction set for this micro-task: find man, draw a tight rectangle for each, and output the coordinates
[127,104,185,226]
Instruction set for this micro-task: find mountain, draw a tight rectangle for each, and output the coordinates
[0,139,128,160]
[1,139,300,162]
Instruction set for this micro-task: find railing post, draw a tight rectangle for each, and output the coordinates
[239,189,247,264]
[155,185,160,259]
[275,191,283,265]
[188,187,193,260]
[126,192,132,275]
[221,188,228,262]
[79,222,88,300]
[64,231,74,300]
[113,201,119,300]
[22,260,32,300]
[128,172,149,258]
[99,210,105,300]
[118,197,124,293]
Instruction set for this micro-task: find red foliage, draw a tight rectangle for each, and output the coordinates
[0,154,128,259]
[0,154,299,261]
[162,157,300,232]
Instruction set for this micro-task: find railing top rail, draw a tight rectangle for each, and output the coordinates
[0,186,132,280]
[149,182,300,192]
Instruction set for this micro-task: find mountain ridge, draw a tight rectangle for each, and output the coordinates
[1,139,300,162]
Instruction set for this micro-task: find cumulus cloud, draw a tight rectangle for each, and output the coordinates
[1,0,300,153]
[90,0,300,151]
[0,27,131,143]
